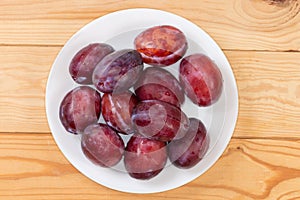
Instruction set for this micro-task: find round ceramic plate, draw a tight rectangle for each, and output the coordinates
[46,8,238,193]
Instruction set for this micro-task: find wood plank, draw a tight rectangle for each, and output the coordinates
[225,51,300,138]
[0,46,299,137]
[0,0,300,50]
[0,46,57,133]
[0,46,300,137]
[0,133,300,199]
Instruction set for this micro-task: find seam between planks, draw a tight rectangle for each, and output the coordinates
[0,132,299,140]
[0,44,300,53]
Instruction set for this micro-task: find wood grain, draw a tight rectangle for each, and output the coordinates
[0,0,299,51]
[0,133,299,200]
[0,46,57,133]
[225,50,300,138]
[0,1,299,199]
[1,46,299,138]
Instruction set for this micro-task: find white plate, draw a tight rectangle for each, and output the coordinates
[46,8,238,194]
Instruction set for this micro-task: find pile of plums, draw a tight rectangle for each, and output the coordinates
[59,25,223,180]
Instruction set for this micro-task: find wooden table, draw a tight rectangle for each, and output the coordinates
[1,0,300,199]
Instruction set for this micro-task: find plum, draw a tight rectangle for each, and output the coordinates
[168,118,209,169]
[59,86,101,134]
[81,123,125,167]
[132,100,189,142]
[124,134,167,180]
[134,67,184,107]
[92,49,144,93]
[179,53,223,106]
[69,43,114,84]
[134,25,188,66]
[101,91,138,134]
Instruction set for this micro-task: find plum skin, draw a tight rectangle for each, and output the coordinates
[134,67,185,107]
[179,53,223,106]
[131,100,189,142]
[124,134,167,180]
[92,49,144,93]
[168,118,209,169]
[134,25,188,66]
[59,86,101,134]
[69,43,114,84]
[81,123,125,167]
[101,91,138,134]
